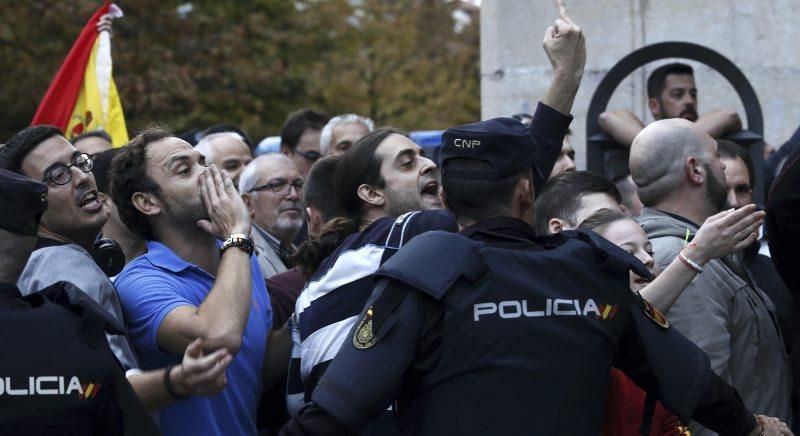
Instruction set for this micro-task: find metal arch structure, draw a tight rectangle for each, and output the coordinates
[585,41,766,204]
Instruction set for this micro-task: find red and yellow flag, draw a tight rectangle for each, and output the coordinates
[32,2,128,146]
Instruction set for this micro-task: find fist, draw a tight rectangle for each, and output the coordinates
[542,0,586,83]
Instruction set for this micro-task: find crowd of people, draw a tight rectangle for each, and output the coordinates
[2,1,800,435]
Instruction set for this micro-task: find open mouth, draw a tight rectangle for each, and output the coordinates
[78,190,102,211]
[420,180,439,199]
[633,276,652,285]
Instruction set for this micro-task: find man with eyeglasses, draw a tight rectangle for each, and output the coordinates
[0,125,236,418]
[718,140,793,366]
[279,108,330,178]
[240,154,305,278]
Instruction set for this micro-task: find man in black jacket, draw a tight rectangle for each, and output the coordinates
[280,2,791,434]
[0,168,158,435]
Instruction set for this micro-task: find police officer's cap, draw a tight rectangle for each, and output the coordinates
[0,169,48,236]
[441,117,549,186]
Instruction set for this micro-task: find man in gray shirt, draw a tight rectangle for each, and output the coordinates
[0,125,235,411]
[631,118,792,434]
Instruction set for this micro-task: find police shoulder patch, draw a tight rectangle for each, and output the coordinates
[353,306,377,349]
[642,298,669,330]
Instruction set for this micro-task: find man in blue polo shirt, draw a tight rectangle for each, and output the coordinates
[110,128,282,435]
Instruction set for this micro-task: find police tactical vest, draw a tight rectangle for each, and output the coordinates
[376,230,650,435]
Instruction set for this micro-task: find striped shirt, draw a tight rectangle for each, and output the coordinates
[287,210,457,415]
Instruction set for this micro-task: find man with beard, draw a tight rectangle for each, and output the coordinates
[632,119,792,435]
[286,0,585,421]
[1,126,233,415]
[285,127,458,425]
[110,128,286,434]
[239,154,304,278]
[599,63,742,148]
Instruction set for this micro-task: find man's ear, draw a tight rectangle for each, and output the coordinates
[280,144,293,156]
[357,184,384,208]
[516,177,533,214]
[647,98,661,119]
[685,156,704,186]
[548,217,569,234]
[306,206,323,235]
[439,186,449,210]
[131,192,161,217]
[241,192,257,219]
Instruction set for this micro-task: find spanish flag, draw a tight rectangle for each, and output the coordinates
[32,2,128,146]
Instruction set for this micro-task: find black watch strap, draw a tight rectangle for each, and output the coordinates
[221,233,254,256]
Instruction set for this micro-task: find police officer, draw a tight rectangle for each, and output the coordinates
[0,169,158,435]
[278,2,792,432]
[284,126,795,435]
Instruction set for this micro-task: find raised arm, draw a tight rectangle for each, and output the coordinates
[157,165,254,355]
[640,205,764,312]
[696,108,742,138]
[541,0,585,116]
[598,109,645,147]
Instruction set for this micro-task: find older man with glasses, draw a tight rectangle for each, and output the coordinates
[240,154,305,278]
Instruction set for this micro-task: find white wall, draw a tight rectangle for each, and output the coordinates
[481,0,800,169]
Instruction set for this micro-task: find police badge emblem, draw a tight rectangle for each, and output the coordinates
[353,306,377,349]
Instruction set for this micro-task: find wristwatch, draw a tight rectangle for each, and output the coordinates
[220,233,254,256]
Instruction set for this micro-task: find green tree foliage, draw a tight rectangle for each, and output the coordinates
[0,0,479,142]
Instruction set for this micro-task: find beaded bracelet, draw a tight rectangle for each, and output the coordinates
[678,250,704,274]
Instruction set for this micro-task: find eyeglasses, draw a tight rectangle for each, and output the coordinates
[43,153,94,185]
[249,178,304,196]
[294,149,321,162]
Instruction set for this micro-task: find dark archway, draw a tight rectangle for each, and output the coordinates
[585,42,765,203]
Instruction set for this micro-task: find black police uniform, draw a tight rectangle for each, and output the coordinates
[279,108,761,435]
[0,280,159,435]
[0,168,158,435]
[285,219,756,435]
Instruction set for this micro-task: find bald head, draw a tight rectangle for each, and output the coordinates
[629,119,713,206]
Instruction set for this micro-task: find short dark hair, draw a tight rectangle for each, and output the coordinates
[533,171,622,236]
[92,148,122,194]
[71,130,113,145]
[280,109,330,151]
[110,127,173,240]
[442,159,529,223]
[647,63,694,99]
[578,208,633,235]
[200,124,254,153]
[336,127,403,224]
[304,155,344,223]
[718,140,755,188]
[0,125,63,172]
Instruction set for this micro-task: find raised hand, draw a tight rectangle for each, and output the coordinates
[541,0,586,115]
[97,14,113,35]
[686,204,765,265]
[197,165,251,238]
[543,0,586,84]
